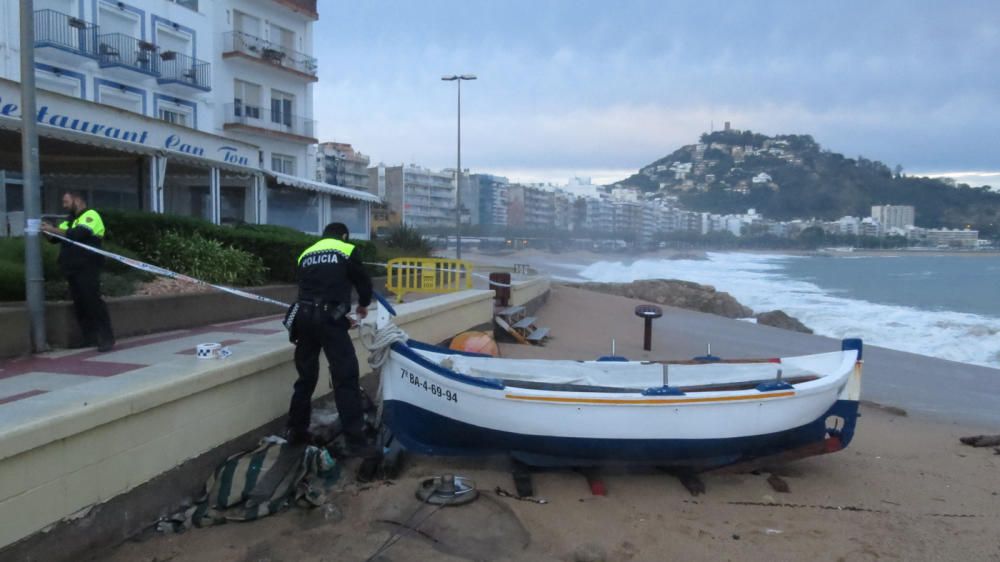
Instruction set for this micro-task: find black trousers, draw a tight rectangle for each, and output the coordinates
[65,268,114,347]
[288,310,365,441]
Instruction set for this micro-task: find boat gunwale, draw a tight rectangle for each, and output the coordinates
[390,340,857,402]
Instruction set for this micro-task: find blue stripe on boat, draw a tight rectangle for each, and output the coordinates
[383,399,860,468]
[391,342,505,390]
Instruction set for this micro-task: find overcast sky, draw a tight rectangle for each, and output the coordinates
[313,0,1000,187]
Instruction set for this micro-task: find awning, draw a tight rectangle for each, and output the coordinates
[0,119,257,174]
[265,170,381,203]
[0,118,159,157]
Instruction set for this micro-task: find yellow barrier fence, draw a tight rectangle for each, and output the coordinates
[385,257,473,302]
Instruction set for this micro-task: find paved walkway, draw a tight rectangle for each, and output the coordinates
[0,316,285,408]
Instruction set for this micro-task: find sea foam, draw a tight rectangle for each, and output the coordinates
[573,253,1000,369]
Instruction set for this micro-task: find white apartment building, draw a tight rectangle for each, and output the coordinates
[316,141,370,191]
[0,0,377,237]
[370,163,455,230]
[871,205,915,231]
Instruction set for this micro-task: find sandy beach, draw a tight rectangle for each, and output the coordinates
[97,285,1000,562]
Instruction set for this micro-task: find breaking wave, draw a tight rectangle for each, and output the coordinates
[572,253,1000,369]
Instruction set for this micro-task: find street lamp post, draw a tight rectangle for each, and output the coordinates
[20,0,47,352]
[441,74,475,259]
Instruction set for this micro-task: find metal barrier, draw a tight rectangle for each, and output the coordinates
[386,258,473,302]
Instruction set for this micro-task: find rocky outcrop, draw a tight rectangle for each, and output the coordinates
[755,310,813,334]
[565,279,753,318]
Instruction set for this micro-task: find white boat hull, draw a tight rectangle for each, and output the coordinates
[380,340,863,467]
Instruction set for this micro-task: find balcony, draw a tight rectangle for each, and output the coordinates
[34,9,98,59]
[222,31,317,81]
[157,51,211,91]
[223,102,317,144]
[272,0,318,19]
[97,32,160,77]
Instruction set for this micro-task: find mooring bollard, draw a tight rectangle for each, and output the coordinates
[634,304,664,351]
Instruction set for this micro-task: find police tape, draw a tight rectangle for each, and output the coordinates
[44,232,293,308]
[45,231,522,304]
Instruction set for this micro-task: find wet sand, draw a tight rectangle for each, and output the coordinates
[99,285,1000,562]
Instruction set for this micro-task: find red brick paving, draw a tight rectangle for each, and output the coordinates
[0,390,47,405]
[175,339,244,355]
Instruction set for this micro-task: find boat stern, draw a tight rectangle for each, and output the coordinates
[824,338,863,451]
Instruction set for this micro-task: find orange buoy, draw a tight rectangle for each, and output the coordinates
[449,331,500,357]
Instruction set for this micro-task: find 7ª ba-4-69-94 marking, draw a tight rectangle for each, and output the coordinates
[400,368,458,403]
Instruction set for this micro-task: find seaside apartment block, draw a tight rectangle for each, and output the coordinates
[369,163,456,229]
[871,205,915,231]
[317,141,370,191]
[0,0,378,238]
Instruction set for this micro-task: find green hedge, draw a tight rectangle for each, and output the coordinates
[151,231,266,286]
[0,237,59,301]
[101,210,379,283]
[0,237,154,301]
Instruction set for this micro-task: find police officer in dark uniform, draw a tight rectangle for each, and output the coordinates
[286,222,373,454]
[41,191,115,352]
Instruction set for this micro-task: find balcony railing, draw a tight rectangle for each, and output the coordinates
[272,0,318,18]
[157,51,211,90]
[222,31,317,78]
[223,102,316,141]
[97,32,160,76]
[34,9,98,58]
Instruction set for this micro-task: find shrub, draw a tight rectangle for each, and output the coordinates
[0,260,26,301]
[0,237,62,301]
[384,224,433,255]
[150,231,266,286]
[0,236,61,280]
[101,210,382,282]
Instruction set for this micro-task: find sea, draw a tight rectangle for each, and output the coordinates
[549,252,1000,369]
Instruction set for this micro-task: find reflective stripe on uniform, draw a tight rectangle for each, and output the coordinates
[297,238,355,264]
[70,209,106,238]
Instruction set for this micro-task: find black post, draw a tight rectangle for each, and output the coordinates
[634,304,663,353]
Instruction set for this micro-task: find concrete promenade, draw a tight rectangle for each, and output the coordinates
[0,277,550,554]
[0,316,285,408]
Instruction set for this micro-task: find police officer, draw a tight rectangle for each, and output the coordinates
[41,191,115,352]
[286,222,373,454]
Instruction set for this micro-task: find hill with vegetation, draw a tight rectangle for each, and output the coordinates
[619,130,1000,238]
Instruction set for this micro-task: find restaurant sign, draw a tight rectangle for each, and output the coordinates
[0,78,257,168]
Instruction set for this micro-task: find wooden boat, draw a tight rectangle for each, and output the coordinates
[373,296,862,469]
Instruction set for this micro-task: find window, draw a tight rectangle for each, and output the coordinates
[35,68,82,98]
[269,23,295,52]
[168,0,198,11]
[270,90,294,128]
[272,154,296,175]
[97,83,143,114]
[329,200,370,239]
[155,24,193,58]
[159,108,187,126]
[234,80,261,119]
[157,98,194,127]
[233,10,260,36]
[98,3,141,37]
[268,187,318,233]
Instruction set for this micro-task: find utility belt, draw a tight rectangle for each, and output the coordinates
[283,299,351,342]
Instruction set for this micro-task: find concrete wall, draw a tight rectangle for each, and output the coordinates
[0,307,30,358]
[509,276,551,312]
[0,288,500,552]
[1,278,388,358]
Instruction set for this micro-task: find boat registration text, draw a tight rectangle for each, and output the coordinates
[400,368,459,403]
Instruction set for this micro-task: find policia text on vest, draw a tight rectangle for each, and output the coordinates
[41,192,115,352]
[285,223,374,456]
